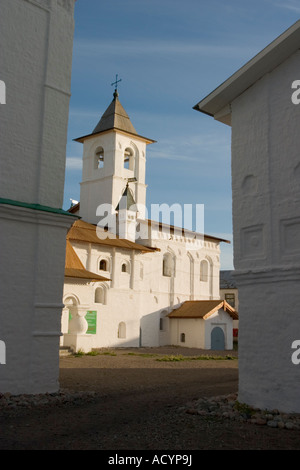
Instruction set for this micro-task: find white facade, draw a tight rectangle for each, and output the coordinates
[231,49,300,413]
[0,0,76,394]
[62,225,223,352]
[194,21,300,412]
[62,92,228,352]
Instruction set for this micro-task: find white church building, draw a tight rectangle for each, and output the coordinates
[60,90,237,352]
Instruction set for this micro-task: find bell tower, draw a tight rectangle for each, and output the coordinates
[75,88,156,226]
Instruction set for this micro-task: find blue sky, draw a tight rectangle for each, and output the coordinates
[64,0,300,270]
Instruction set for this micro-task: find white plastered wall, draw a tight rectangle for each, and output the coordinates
[62,227,222,351]
[79,132,147,225]
[231,50,300,412]
[0,0,76,394]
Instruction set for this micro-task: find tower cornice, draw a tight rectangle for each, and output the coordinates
[74,128,156,145]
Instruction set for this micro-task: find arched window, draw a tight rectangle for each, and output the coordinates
[95,287,105,304]
[95,146,104,169]
[118,322,126,339]
[99,259,107,271]
[121,261,130,274]
[180,333,186,343]
[124,147,134,171]
[163,252,174,277]
[200,259,209,282]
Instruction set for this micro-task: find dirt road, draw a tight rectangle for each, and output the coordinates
[0,347,300,450]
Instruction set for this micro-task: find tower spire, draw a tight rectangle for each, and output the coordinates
[111,74,122,99]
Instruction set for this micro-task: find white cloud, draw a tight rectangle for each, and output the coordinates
[74,38,257,60]
[66,157,82,170]
[274,1,300,13]
[147,131,231,164]
[148,149,200,162]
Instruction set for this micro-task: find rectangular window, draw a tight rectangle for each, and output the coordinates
[225,293,235,308]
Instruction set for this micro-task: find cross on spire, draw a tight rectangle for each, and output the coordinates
[111,74,122,96]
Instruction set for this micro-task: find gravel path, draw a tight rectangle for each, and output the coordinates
[1,346,300,450]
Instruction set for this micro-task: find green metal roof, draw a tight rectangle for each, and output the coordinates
[0,197,78,217]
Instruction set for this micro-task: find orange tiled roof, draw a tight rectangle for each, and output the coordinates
[65,240,110,282]
[67,219,159,253]
[167,300,238,320]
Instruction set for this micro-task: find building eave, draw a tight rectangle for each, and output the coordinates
[140,218,230,244]
[67,219,160,253]
[74,127,156,145]
[193,20,300,126]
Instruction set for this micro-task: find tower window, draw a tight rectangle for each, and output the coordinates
[95,147,104,169]
[124,147,134,171]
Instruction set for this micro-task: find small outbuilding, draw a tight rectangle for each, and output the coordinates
[167,300,238,350]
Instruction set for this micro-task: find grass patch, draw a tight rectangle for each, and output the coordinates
[72,350,237,361]
[156,354,237,362]
[73,349,85,357]
[156,354,186,362]
[73,350,117,357]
